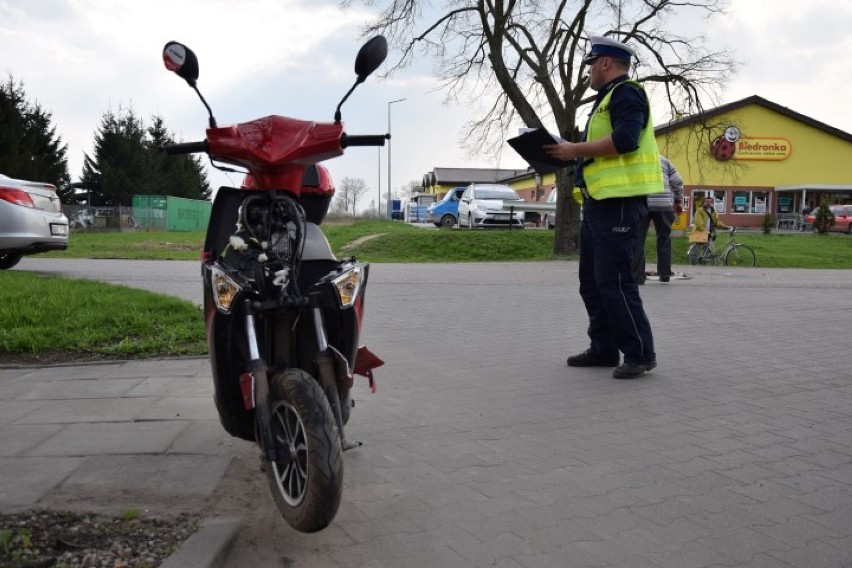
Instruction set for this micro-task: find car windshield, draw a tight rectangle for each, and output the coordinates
[475,188,520,200]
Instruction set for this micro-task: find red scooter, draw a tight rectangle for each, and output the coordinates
[161,37,388,532]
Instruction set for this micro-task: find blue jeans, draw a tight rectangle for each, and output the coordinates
[579,197,656,365]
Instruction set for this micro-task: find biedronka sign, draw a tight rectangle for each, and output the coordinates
[733,137,792,161]
[710,126,791,162]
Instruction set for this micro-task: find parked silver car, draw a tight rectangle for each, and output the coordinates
[457,184,525,229]
[542,188,558,229]
[0,173,68,269]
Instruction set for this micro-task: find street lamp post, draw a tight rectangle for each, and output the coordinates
[387,98,406,219]
[377,147,381,217]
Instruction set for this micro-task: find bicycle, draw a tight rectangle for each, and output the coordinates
[687,227,756,266]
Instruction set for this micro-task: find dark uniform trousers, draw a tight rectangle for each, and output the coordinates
[579,196,655,366]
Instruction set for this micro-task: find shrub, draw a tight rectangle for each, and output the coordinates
[762,213,774,234]
[812,200,836,234]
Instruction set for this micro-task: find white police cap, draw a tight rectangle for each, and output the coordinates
[583,36,636,65]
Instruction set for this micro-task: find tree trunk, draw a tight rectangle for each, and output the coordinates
[552,168,580,256]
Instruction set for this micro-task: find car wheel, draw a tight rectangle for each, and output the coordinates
[440,214,455,228]
[0,254,23,270]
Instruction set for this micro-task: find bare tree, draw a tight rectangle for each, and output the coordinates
[400,180,421,199]
[338,176,369,215]
[346,0,736,254]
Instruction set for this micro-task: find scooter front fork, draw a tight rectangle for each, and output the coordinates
[244,303,282,465]
[311,306,360,451]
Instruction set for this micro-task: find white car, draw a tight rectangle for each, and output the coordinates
[542,188,558,229]
[0,173,69,269]
[457,184,525,229]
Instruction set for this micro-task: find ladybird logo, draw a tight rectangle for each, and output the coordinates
[711,137,735,161]
[711,125,740,161]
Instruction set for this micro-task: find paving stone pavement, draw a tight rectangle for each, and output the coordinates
[2,261,851,568]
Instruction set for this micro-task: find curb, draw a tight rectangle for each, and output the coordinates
[160,516,242,568]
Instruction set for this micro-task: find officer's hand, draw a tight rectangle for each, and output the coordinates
[674,203,683,215]
[543,142,580,161]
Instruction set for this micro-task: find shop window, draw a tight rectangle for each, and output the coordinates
[777,196,793,214]
[753,193,768,214]
[732,191,770,214]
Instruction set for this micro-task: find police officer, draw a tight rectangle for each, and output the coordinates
[544,36,663,380]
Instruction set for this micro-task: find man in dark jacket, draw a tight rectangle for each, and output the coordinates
[633,156,684,284]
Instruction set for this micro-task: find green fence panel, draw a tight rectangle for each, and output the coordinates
[132,195,211,232]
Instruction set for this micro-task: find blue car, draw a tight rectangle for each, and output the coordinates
[426,187,466,228]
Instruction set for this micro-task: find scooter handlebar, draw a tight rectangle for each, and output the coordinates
[340,133,389,148]
[160,141,209,155]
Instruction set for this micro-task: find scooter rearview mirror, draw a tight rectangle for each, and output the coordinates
[162,41,217,128]
[334,35,389,123]
[354,35,388,83]
[163,41,200,87]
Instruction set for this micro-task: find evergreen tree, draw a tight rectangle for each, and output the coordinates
[0,76,71,201]
[813,199,836,234]
[146,117,211,200]
[81,109,211,205]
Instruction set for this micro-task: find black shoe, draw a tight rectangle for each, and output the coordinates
[567,350,619,367]
[659,276,670,283]
[612,360,656,379]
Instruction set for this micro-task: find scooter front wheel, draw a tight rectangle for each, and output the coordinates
[266,369,343,533]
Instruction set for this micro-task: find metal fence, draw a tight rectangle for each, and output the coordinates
[65,205,143,232]
[67,199,210,232]
[63,205,176,231]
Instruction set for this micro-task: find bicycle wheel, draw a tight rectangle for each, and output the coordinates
[687,243,703,265]
[723,244,756,267]
[688,243,715,265]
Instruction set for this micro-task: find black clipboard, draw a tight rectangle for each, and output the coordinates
[507,129,572,175]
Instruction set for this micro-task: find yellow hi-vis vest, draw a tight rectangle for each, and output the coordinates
[573,81,664,203]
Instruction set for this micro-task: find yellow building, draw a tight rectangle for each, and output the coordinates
[656,95,852,229]
[424,96,852,229]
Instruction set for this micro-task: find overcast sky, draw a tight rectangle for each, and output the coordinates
[2,0,850,209]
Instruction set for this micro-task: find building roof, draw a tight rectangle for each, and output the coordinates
[426,167,530,187]
[655,95,852,144]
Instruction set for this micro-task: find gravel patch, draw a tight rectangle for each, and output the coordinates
[0,509,200,568]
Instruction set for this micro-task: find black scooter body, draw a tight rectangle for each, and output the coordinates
[201,186,366,442]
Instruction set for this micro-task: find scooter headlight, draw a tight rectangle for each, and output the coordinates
[211,265,243,313]
[332,266,363,308]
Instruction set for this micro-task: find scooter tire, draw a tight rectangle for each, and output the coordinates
[266,369,343,533]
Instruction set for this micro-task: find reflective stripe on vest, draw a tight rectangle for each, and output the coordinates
[580,81,664,201]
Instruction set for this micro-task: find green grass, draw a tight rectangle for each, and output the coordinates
[656,230,852,269]
[42,230,206,260]
[45,222,852,267]
[0,271,206,363]
[8,221,850,363]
